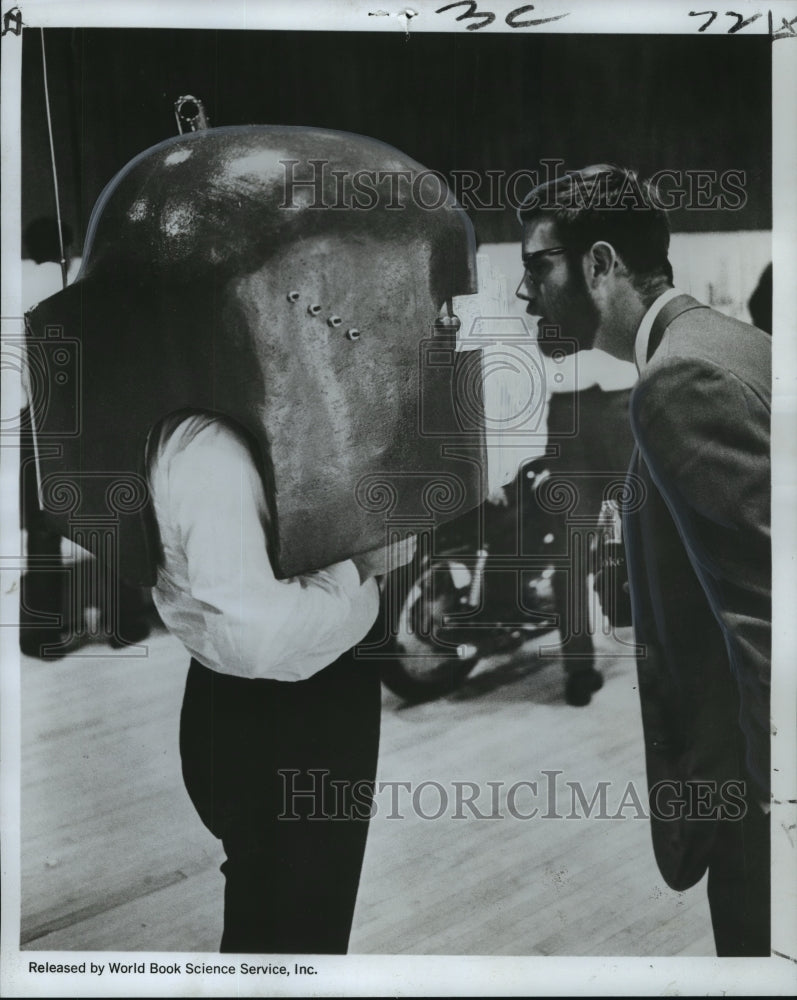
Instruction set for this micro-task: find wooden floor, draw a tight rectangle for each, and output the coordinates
[19,620,714,956]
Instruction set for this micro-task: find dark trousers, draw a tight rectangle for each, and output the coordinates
[180,648,381,954]
[707,802,770,956]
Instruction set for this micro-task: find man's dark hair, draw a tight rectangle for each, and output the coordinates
[518,164,673,295]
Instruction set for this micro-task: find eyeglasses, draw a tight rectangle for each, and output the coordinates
[521,246,568,283]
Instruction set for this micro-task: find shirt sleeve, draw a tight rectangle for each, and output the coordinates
[163,421,377,681]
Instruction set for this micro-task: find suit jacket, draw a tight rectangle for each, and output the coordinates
[624,294,771,891]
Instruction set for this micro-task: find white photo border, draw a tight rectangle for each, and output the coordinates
[2,1,796,996]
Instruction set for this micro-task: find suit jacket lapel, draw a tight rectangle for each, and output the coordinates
[647,294,709,363]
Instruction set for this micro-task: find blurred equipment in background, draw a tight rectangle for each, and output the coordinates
[542,379,636,705]
[594,497,633,630]
[378,326,639,706]
[378,457,558,703]
[377,389,637,708]
[747,262,772,335]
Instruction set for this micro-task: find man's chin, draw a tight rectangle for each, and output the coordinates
[531,314,556,336]
[536,316,563,336]
[534,317,566,355]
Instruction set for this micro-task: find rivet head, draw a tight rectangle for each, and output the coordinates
[308,304,322,316]
[328,315,342,328]
[345,328,361,341]
[287,290,300,303]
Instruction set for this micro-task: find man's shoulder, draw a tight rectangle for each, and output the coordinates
[670,300,763,338]
[155,414,253,463]
[631,353,724,425]
[150,414,262,501]
[647,303,770,402]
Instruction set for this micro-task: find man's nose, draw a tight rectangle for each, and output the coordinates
[515,274,534,305]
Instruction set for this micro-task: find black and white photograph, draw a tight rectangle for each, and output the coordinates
[1,1,796,996]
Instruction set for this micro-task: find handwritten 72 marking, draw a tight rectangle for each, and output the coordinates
[690,9,796,36]
[689,10,762,32]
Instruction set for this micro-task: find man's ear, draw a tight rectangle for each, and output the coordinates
[587,241,618,285]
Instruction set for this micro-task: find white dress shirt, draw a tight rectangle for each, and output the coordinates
[148,415,379,682]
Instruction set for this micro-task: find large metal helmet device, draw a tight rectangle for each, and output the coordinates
[25,126,486,585]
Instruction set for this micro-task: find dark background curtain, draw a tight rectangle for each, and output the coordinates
[22,29,771,252]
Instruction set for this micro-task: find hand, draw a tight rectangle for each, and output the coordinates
[352,536,417,582]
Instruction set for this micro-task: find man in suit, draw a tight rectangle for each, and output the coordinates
[516,164,771,956]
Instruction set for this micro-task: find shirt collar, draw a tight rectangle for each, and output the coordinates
[633,287,682,374]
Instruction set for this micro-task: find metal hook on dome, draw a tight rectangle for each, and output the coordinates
[174,95,210,135]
